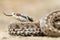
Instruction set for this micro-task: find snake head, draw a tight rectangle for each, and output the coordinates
[12,12,22,16]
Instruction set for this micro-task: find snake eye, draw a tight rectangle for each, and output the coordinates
[16,13,21,16]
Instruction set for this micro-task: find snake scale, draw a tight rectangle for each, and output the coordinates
[3,11,60,37]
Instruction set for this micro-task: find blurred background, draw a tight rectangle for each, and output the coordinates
[0,0,60,40]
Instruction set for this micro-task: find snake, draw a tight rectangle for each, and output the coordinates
[3,11,60,37]
[3,12,44,36]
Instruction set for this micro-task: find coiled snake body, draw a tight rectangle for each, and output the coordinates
[8,22,43,36]
[3,11,60,36]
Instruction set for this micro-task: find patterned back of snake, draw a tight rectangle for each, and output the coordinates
[40,11,60,37]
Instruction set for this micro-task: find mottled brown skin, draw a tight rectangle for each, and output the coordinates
[8,22,43,36]
[40,11,60,37]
